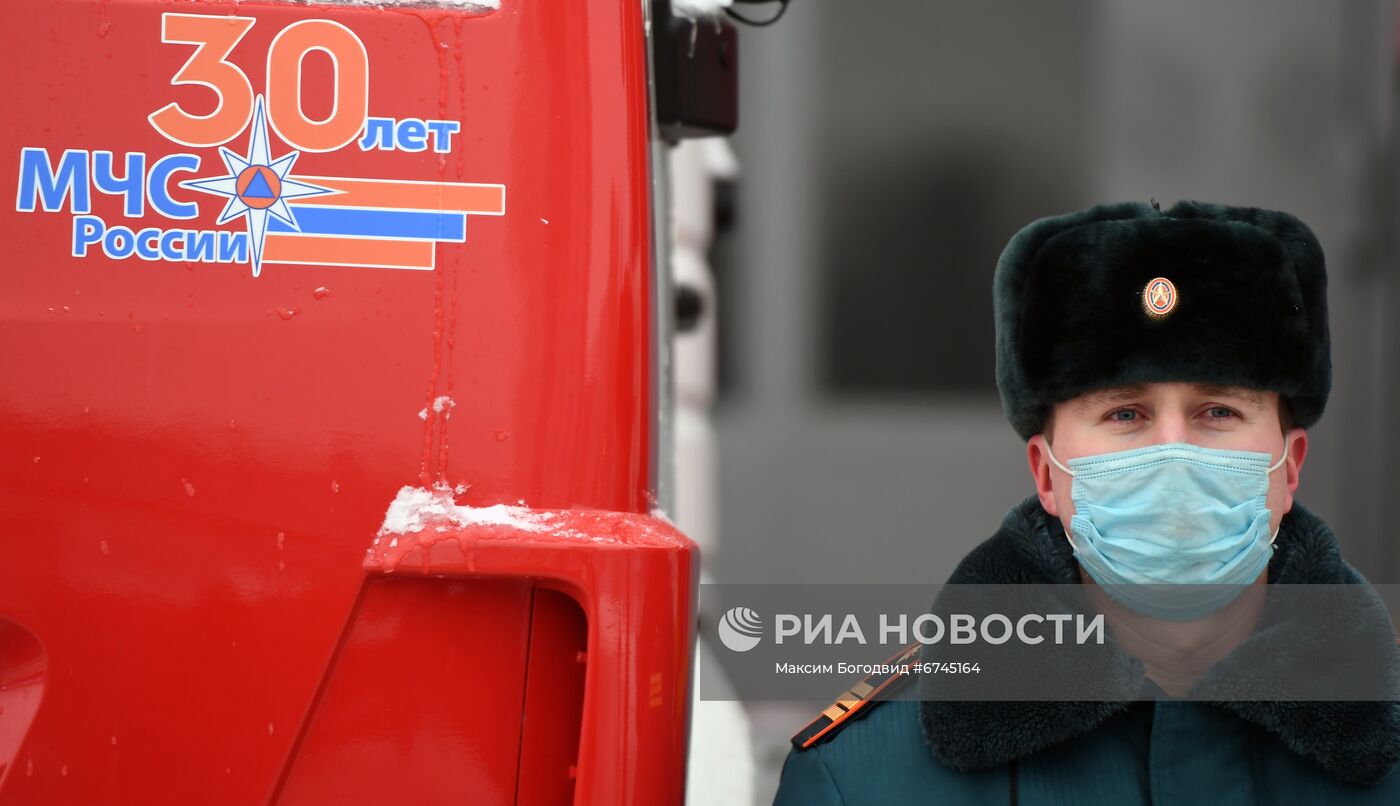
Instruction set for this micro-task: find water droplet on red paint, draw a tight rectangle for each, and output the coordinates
[25,758,32,776]
[83,406,91,414]
[267,722,275,735]
[277,559,286,572]
[331,480,340,494]
[313,287,329,300]
[292,284,301,292]
[32,456,40,464]
[182,479,196,498]
[495,430,510,442]
[276,532,285,551]
[99,540,110,556]
[111,736,117,746]
[131,323,143,334]
[60,764,68,777]
[229,419,236,429]
[62,305,70,313]
[277,307,297,320]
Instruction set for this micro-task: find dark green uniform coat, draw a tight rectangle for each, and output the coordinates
[773,498,1400,805]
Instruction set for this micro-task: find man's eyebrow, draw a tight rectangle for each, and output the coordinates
[1073,384,1148,415]
[1194,384,1266,408]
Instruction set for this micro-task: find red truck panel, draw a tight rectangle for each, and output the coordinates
[0,0,695,803]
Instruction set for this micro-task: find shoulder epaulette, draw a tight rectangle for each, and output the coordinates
[790,642,922,750]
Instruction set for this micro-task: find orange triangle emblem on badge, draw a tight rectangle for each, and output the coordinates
[1143,277,1178,318]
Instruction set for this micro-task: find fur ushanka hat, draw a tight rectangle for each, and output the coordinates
[994,200,1331,440]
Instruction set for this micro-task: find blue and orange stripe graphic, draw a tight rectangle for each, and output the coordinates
[263,177,506,270]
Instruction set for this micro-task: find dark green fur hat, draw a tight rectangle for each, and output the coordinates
[994,200,1331,440]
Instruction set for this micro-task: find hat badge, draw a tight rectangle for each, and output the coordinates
[1143,276,1178,318]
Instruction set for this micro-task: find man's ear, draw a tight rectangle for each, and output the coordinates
[1280,427,1308,514]
[1027,434,1059,517]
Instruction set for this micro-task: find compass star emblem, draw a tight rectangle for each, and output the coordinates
[182,95,333,277]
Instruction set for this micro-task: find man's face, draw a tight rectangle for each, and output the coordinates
[1026,382,1308,541]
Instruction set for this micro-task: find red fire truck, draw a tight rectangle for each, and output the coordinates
[0,0,739,802]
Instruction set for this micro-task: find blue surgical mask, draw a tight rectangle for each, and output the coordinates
[1044,441,1288,621]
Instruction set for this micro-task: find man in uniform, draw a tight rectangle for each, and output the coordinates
[773,200,1400,804]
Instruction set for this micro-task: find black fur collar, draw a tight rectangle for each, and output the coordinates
[917,497,1400,785]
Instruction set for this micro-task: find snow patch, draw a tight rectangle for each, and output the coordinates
[378,485,549,536]
[418,395,455,420]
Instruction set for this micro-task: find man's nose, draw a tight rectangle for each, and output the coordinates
[1152,412,1190,443]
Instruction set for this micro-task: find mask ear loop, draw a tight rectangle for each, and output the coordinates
[1042,442,1075,477]
[1267,446,1289,546]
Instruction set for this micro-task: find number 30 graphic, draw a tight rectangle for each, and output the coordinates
[148,13,369,153]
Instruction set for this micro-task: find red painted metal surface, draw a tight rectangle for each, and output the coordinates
[0,0,696,803]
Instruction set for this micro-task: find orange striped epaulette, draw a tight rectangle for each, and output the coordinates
[790,642,922,751]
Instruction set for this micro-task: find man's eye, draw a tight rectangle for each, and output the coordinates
[1206,406,1237,419]
[1108,409,1138,422]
